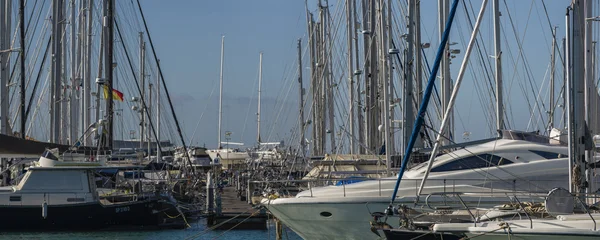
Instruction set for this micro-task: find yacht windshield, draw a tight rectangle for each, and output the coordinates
[431,154,513,172]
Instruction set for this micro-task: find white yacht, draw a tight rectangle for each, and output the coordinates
[263,131,570,240]
[206,148,249,169]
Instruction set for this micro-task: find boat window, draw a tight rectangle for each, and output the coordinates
[42,150,59,161]
[431,154,513,172]
[529,150,564,159]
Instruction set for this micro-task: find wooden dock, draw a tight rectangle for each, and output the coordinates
[206,186,268,230]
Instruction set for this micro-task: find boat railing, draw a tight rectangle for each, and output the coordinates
[511,195,533,228]
[424,190,599,230]
[572,192,597,231]
[249,178,567,199]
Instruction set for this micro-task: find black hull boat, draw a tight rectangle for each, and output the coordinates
[0,198,182,230]
[0,149,187,230]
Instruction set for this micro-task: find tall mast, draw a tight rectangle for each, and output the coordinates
[305,10,318,156]
[19,0,26,139]
[405,0,415,156]
[297,39,305,157]
[257,52,263,144]
[568,0,587,198]
[51,0,64,143]
[104,0,114,149]
[156,60,161,161]
[378,0,390,174]
[69,0,78,144]
[94,22,103,142]
[139,32,145,148]
[217,36,224,149]
[444,0,452,142]
[562,37,567,128]
[439,0,449,144]
[583,0,593,194]
[346,0,355,154]
[83,0,93,145]
[352,0,364,154]
[148,83,152,153]
[414,0,423,149]
[324,0,336,153]
[493,0,503,134]
[386,0,394,155]
[365,0,379,152]
[360,0,368,152]
[549,27,556,130]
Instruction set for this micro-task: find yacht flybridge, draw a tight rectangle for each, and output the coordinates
[263,130,571,240]
[0,149,184,230]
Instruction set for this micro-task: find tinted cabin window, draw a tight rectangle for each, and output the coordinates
[431,154,513,172]
[42,150,59,161]
[529,150,564,159]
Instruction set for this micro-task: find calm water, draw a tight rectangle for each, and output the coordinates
[0,219,303,240]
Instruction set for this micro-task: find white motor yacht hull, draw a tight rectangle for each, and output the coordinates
[265,197,389,240]
[264,188,543,240]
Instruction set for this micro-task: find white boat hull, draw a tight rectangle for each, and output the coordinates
[434,216,600,240]
[265,197,389,240]
[207,149,248,169]
[264,192,539,240]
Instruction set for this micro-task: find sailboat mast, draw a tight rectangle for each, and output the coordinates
[346,0,355,154]
[148,83,152,153]
[493,0,503,133]
[19,0,25,139]
[378,0,390,175]
[217,36,224,149]
[386,0,394,156]
[405,0,415,156]
[51,0,64,143]
[139,32,145,148]
[414,0,424,149]
[72,0,81,144]
[257,52,263,144]
[583,0,593,193]
[549,27,556,130]
[297,39,305,157]
[306,12,318,156]
[83,0,93,146]
[439,0,450,144]
[323,0,336,153]
[156,60,161,161]
[548,27,556,130]
[352,0,364,154]
[562,37,567,128]
[104,0,114,149]
[568,0,587,197]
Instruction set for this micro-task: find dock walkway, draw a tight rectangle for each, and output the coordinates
[207,185,267,230]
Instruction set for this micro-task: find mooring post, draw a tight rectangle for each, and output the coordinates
[206,171,214,213]
[275,218,283,240]
[247,178,252,204]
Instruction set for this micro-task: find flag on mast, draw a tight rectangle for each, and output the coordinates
[103,85,124,102]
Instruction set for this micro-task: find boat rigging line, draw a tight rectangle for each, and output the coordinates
[390,0,460,203]
[135,0,196,175]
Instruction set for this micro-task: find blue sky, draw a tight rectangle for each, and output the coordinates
[136,0,582,149]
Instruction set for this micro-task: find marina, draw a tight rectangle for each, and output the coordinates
[1,0,600,239]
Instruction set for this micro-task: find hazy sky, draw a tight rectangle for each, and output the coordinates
[135,0,581,150]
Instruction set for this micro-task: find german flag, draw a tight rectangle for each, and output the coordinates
[103,85,124,102]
